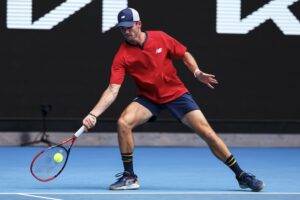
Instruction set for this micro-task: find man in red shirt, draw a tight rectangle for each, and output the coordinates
[83,8,264,191]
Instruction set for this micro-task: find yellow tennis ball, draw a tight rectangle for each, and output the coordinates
[53,152,64,163]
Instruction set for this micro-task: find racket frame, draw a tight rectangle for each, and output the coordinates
[30,126,84,182]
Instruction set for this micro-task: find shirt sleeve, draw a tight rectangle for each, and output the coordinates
[162,31,187,59]
[109,48,126,85]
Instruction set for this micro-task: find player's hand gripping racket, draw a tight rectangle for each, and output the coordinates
[30,126,85,182]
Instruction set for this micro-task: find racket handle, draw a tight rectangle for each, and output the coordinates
[74,125,85,138]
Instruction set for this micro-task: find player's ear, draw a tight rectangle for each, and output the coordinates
[136,21,142,28]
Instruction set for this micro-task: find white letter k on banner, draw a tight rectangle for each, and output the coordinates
[217,0,300,35]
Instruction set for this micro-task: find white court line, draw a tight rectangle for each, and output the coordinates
[0,192,300,195]
[17,193,63,200]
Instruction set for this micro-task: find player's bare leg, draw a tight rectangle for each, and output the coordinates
[117,102,153,153]
[181,109,230,161]
[181,109,265,191]
[110,102,152,190]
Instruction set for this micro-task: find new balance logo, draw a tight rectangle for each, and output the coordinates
[156,48,162,54]
[217,0,300,35]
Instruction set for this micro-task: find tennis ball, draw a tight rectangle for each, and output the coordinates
[53,152,64,163]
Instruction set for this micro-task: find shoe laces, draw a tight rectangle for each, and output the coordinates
[114,171,132,181]
[241,172,258,182]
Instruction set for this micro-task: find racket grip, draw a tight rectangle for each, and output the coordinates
[74,125,85,138]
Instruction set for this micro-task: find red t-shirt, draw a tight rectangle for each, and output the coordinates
[110,31,188,103]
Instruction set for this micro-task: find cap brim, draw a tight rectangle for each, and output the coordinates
[116,21,134,28]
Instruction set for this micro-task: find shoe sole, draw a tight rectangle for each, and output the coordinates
[239,183,266,192]
[252,183,266,192]
[109,184,140,190]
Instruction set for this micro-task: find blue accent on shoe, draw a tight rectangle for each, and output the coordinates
[237,172,265,192]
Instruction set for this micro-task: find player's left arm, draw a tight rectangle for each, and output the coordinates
[182,51,218,89]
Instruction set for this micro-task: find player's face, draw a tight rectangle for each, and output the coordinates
[120,21,141,43]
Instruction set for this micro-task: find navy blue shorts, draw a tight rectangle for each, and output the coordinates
[133,93,200,121]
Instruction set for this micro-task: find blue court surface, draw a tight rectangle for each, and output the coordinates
[1,147,299,200]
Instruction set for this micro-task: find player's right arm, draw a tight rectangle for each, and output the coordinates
[83,83,121,129]
[83,44,125,130]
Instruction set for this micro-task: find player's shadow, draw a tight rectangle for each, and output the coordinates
[30,183,109,190]
[141,186,253,192]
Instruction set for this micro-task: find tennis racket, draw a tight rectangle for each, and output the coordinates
[30,126,85,182]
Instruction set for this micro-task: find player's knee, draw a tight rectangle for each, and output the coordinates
[197,126,218,144]
[117,117,133,131]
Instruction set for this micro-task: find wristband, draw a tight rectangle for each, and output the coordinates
[194,69,201,78]
[88,113,97,118]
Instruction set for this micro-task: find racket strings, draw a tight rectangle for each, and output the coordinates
[32,146,67,180]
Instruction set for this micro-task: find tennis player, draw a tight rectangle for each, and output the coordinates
[83,8,265,191]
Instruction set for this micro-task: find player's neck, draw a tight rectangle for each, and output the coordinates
[137,32,146,46]
[127,31,145,47]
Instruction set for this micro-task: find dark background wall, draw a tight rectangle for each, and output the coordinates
[1,0,300,132]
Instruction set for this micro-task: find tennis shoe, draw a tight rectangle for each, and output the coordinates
[236,172,265,192]
[109,171,139,190]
